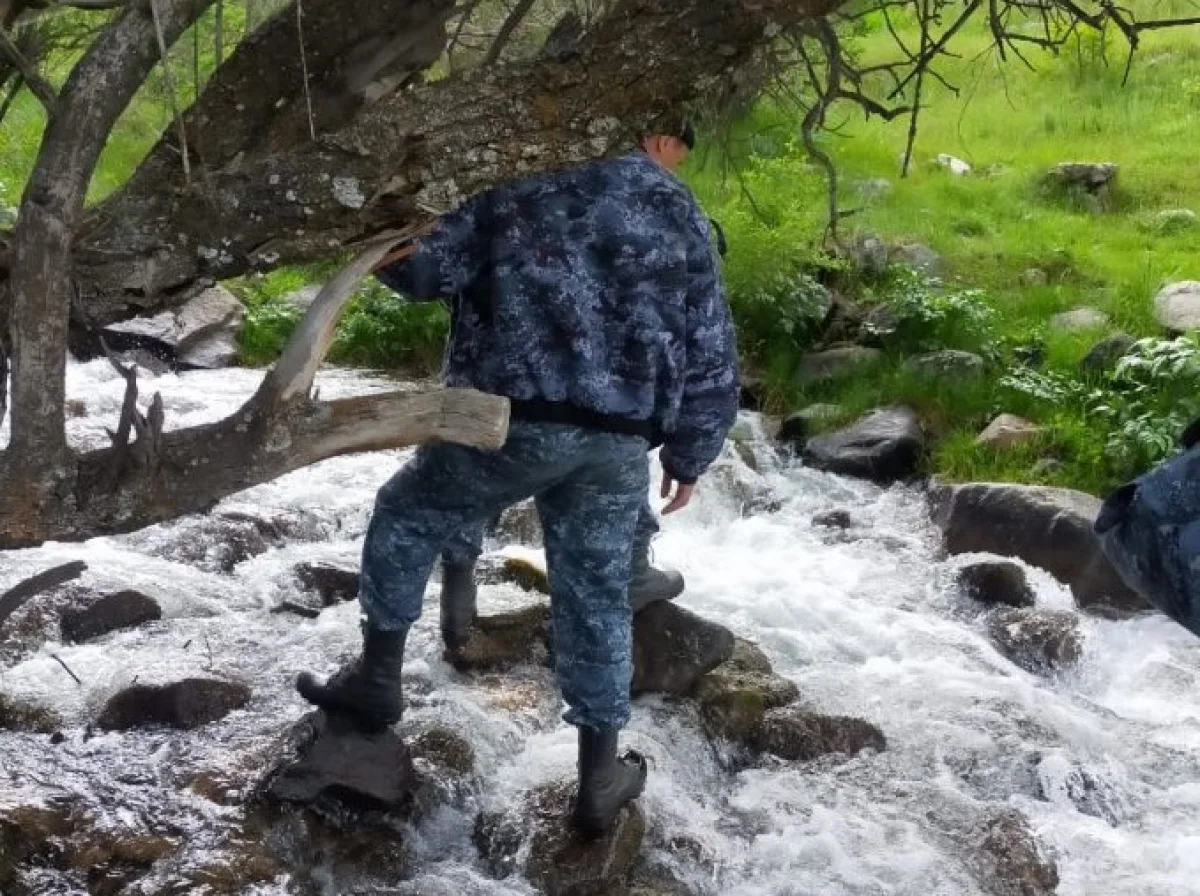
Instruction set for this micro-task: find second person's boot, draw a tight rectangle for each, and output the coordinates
[296,624,406,734]
[572,726,648,837]
[628,538,684,613]
[440,559,478,650]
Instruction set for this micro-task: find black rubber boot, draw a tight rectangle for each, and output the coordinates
[440,560,478,650]
[628,537,684,614]
[572,726,648,837]
[295,624,406,734]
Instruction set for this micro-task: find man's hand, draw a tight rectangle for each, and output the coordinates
[660,470,695,515]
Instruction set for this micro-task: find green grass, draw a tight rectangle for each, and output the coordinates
[686,19,1200,495]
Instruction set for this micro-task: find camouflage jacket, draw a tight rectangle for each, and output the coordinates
[377,152,738,484]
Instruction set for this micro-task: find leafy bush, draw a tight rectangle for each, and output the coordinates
[864,270,993,352]
[729,266,831,360]
[1088,337,1200,472]
[329,282,449,372]
[239,300,303,365]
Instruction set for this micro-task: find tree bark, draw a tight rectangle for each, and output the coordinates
[2,0,836,333]
[0,386,509,549]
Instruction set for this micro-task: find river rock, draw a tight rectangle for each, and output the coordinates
[101,285,246,370]
[695,638,800,742]
[930,482,1147,616]
[411,726,476,776]
[1081,333,1135,372]
[0,692,60,733]
[956,561,1035,608]
[975,810,1059,896]
[977,414,1044,449]
[846,234,889,276]
[1154,281,1200,333]
[796,346,882,384]
[812,509,854,530]
[492,500,543,547]
[1050,306,1109,332]
[268,712,418,812]
[152,509,328,573]
[753,707,887,762]
[97,678,251,730]
[446,603,551,673]
[60,590,161,643]
[803,407,924,483]
[474,782,646,895]
[903,350,985,382]
[295,562,359,605]
[632,602,735,696]
[989,608,1083,673]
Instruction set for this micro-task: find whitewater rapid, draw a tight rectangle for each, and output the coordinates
[1,360,1198,895]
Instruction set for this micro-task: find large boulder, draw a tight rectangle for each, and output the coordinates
[1043,162,1118,212]
[474,782,645,896]
[1081,333,1135,373]
[891,242,944,277]
[295,562,359,606]
[632,602,735,696]
[988,608,1083,673]
[97,678,251,730]
[60,590,162,643]
[1154,281,1200,333]
[974,810,1060,896]
[930,482,1147,616]
[101,285,246,370]
[845,234,889,276]
[803,407,925,483]
[795,346,882,385]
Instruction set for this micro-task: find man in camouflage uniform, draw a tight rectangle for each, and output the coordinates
[297,121,738,835]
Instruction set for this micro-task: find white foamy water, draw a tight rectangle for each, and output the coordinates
[2,360,1199,895]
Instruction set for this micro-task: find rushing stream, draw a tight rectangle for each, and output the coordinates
[2,360,1199,895]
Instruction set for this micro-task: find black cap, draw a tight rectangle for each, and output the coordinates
[676,119,696,150]
[642,117,695,150]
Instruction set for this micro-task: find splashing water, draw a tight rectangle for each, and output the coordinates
[1,360,1199,894]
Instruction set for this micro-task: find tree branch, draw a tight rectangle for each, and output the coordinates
[0,26,55,114]
[483,0,536,66]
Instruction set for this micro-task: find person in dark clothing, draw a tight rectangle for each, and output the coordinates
[434,144,731,652]
[296,121,739,835]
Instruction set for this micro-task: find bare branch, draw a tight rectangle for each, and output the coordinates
[483,0,536,66]
[148,0,191,184]
[0,26,55,114]
[0,561,86,629]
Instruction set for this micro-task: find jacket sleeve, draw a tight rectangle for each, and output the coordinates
[375,193,487,300]
[660,210,740,485]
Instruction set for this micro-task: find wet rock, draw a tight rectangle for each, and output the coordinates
[1036,753,1131,826]
[1081,333,1135,373]
[989,608,1083,673]
[492,499,543,547]
[777,413,810,448]
[956,561,1036,608]
[295,562,359,605]
[102,285,246,370]
[975,810,1059,896]
[903,349,985,382]
[1154,281,1200,333]
[812,509,854,530]
[628,863,696,896]
[497,556,550,594]
[753,706,887,761]
[411,725,476,775]
[803,407,925,483]
[268,713,418,812]
[0,692,61,733]
[60,589,161,643]
[446,603,551,673]
[795,346,882,385]
[153,509,329,573]
[930,481,1147,616]
[66,398,88,418]
[739,374,765,411]
[977,414,1044,450]
[0,560,87,630]
[97,678,251,730]
[1050,306,1109,332]
[632,602,735,696]
[695,639,800,742]
[474,781,646,895]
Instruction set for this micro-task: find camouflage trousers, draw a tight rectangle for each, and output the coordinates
[440,496,660,567]
[360,421,649,729]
